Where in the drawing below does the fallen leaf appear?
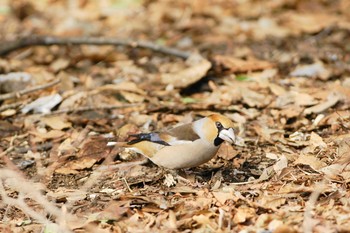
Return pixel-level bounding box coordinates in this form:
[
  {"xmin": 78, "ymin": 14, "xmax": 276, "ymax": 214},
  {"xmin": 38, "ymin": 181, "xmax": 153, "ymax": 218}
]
[
  {"xmin": 294, "ymin": 154, "xmax": 326, "ymax": 171},
  {"xmin": 0, "ymin": 120, "xmax": 21, "ymax": 137},
  {"xmin": 161, "ymin": 56, "xmax": 211, "ymax": 88},
  {"xmin": 55, "ymin": 157, "xmax": 98, "ymax": 174},
  {"xmin": 30, "ymin": 129, "xmax": 66, "ymax": 140},
  {"xmin": 212, "ymin": 191, "xmax": 235, "ymax": 206},
  {"xmin": 213, "ymin": 55, "xmax": 274, "ymax": 73},
  {"xmin": 192, "ymin": 212, "xmax": 215, "ymax": 228},
  {"xmin": 273, "ymin": 155, "xmax": 288, "ymax": 176},
  {"xmin": 309, "ymin": 132, "xmax": 327, "ymax": 149},
  {"xmin": 47, "ymin": 187, "xmax": 87, "ymax": 202},
  {"xmin": 259, "ymin": 196, "xmax": 286, "ymax": 209},
  {"xmin": 21, "ymin": 94, "xmax": 62, "ymax": 114},
  {"xmin": 281, "ymin": 12, "xmax": 341, "ymax": 34},
  {"xmin": 290, "ymin": 61, "xmax": 330, "ymax": 80},
  {"xmin": 50, "ymin": 58, "xmax": 70, "ymax": 72},
  {"xmin": 233, "ymin": 206, "xmax": 255, "ymax": 224},
  {"xmin": 241, "ymin": 87, "xmax": 271, "ymax": 108},
  {"xmin": 217, "ymin": 142, "xmax": 239, "ymax": 160},
  {"xmin": 95, "ymin": 201, "xmax": 129, "ymax": 221},
  {"xmin": 97, "ymin": 82, "xmax": 146, "ymax": 95},
  {"xmin": 304, "ymin": 92, "xmax": 341, "ymax": 115},
  {"xmin": 41, "ymin": 116, "xmax": 72, "ymax": 130}
]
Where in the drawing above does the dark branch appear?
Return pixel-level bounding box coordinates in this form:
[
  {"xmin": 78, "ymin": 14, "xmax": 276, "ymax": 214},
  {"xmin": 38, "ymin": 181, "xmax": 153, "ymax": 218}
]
[{"xmin": 0, "ymin": 36, "xmax": 192, "ymax": 59}]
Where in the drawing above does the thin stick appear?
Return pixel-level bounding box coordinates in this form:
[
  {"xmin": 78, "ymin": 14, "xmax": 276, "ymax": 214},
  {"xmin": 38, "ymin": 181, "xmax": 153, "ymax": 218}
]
[
  {"xmin": 302, "ymin": 181, "xmax": 325, "ymax": 233},
  {"xmin": 0, "ymin": 79, "xmax": 61, "ymax": 101},
  {"xmin": 0, "ymin": 36, "xmax": 191, "ymax": 59},
  {"xmin": 42, "ymin": 103, "xmax": 142, "ymax": 116},
  {"xmin": 0, "ymin": 102, "xmax": 22, "ymax": 112}
]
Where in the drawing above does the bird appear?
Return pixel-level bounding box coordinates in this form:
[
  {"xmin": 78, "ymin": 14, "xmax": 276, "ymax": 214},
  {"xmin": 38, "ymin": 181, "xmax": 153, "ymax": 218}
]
[{"xmin": 119, "ymin": 114, "xmax": 236, "ymax": 169}]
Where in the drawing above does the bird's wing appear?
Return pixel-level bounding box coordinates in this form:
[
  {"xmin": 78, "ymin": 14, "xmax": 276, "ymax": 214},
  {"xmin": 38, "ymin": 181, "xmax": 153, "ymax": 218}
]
[
  {"xmin": 166, "ymin": 123, "xmax": 200, "ymax": 141},
  {"xmin": 127, "ymin": 123, "xmax": 199, "ymax": 147},
  {"xmin": 127, "ymin": 132, "xmax": 171, "ymax": 146},
  {"xmin": 125, "ymin": 123, "xmax": 200, "ymax": 159}
]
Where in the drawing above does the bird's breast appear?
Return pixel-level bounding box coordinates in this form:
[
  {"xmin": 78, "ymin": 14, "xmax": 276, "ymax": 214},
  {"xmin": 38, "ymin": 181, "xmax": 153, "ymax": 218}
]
[{"xmin": 150, "ymin": 139, "xmax": 219, "ymax": 169}]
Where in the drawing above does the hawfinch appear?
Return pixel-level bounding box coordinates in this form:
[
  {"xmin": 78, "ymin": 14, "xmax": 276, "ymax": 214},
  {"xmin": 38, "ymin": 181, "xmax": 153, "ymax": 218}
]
[{"xmin": 122, "ymin": 114, "xmax": 236, "ymax": 169}]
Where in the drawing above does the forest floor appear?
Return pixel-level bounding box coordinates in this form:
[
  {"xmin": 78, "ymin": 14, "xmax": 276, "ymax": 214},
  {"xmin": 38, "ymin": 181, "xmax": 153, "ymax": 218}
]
[{"xmin": 0, "ymin": 0, "xmax": 350, "ymax": 232}]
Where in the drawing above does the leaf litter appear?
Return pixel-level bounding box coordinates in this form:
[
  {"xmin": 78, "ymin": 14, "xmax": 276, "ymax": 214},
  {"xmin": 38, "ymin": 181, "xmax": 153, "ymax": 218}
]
[{"xmin": 0, "ymin": 0, "xmax": 350, "ymax": 232}]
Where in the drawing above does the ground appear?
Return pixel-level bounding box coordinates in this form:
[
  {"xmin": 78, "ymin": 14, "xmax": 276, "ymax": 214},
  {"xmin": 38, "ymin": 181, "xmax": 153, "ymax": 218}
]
[{"xmin": 0, "ymin": 0, "xmax": 350, "ymax": 232}]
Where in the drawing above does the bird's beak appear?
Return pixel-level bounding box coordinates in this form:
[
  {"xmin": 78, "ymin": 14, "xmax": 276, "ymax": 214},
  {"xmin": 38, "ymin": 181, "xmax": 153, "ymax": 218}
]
[{"xmin": 218, "ymin": 128, "xmax": 236, "ymax": 144}]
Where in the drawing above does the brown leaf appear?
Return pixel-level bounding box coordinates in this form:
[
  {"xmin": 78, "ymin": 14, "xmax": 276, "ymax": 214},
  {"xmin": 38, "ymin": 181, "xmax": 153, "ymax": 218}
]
[
  {"xmin": 212, "ymin": 191, "xmax": 236, "ymax": 206},
  {"xmin": 30, "ymin": 129, "xmax": 66, "ymax": 140},
  {"xmin": 304, "ymin": 92, "xmax": 341, "ymax": 115},
  {"xmin": 97, "ymin": 82, "xmax": 146, "ymax": 95},
  {"xmin": 0, "ymin": 120, "xmax": 21, "ymax": 137},
  {"xmin": 233, "ymin": 207, "xmax": 255, "ymax": 224},
  {"xmin": 47, "ymin": 187, "xmax": 87, "ymax": 202},
  {"xmin": 96, "ymin": 201, "xmax": 129, "ymax": 221},
  {"xmin": 55, "ymin": 157, "xmax": 98, "ymax": 174},
  {"xmin": 41, "ymin": 116, "xmax": 72, "ymax": 130},
  {"xmin": 241, "ymin": 87, "xmax": 271, "ymax": 108},
  {"xmin": 213, "ymin": 55, "xmax": 274, "ymax": 74},
  {"xmin": 161, "ymin": 57, "xmax": 211, "ymax": 88},
  {"xmin": 217, "ymin": 142, "xmax": 239, "ymax": 160},
  {"xmin": 259, "ymin": 196, "xmax": 287, "ymax": 209},
  {"xmin": 294, "ymin": 154, "xmax": 326, "ymax": 171}
]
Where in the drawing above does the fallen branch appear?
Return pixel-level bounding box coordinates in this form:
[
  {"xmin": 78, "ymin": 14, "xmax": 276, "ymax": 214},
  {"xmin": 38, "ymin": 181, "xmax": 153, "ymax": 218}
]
[
  {"xmin": 145, "ymin": 104, "xmax": 240, "ymax": 114},
  {"xmin": 43, "ymin": 103, "xmax": 142, "ymax": 116},
  {"xmin": 0, "ymin": 36, "xmax": 192, "ymax": 59},
  {"xmin": 302, "ymin": 181, "xmax": 325, "ymax": 233},
  {"xmin": 0, "ymin": 78, "xmax": 61, "ymax": 101},
  {"xmin": 0, "ymin": 102, "xmax": 22, "ymax": 112}
]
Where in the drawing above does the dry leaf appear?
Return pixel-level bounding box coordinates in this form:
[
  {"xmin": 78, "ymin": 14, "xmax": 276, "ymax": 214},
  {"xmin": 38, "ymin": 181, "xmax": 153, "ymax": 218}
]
[
  {"xmin": 55, "ymin": 157, "xmax": 98, "ymax": 174},
  {"xmin": 41, "ymin": 116, "xmax": 72, "ymax": 130},
  {"xmin": 259, "ymin": 196, "xmax": 287, "ymax": 209},
  {"xmin": 290, "ymin": 62, "xmax": 330, "ymax": 80},
  {"xmin": 217, "ymin": 142, "xmax": 239, "ymax": 160},
  {"xmin": 233, "ymin": 207, "xmax": 255, "ymax": 224},
  {"xmin": 294, "ymin": 154, "xmax": 326, "ymax": 171},
  {"xmin": 241, "ymin": 87, "xmax": 271, "ymax": 108},
  {"xmin": 59, "ymin": 92, "xmax": 88, "ymax": 109},
  {"xmin": 161, "ymin": 57, "xmax": 211, "ymax": 88},
  {"xmin": 273, "ymin": 155, "xmax": 288, "ymax": 176},
  {"xmin": 309, "ymin": 132, "xmax": 327, "ymax": 149},
  {"xmin": 281, "ymin": 12, "xmax": 340, "ymax": 34},
  {"xmin": 97, "ymin": 82, "xmax": 146, "ymax": 95},
  {"xmin": 50, "ymin": 58, "xmax": 70, "ymax": 72},
  {"xmin": 212, "ymin": 192, "xmax": 235, "ymax": 206},
  {"xmin": 47, "ymin": 187, "xmax": 87, "ymax": 202},
  {"xmin": 21, "ymin": 94, "xmax": 62, "ymax": 114},
  {"xmin": 304, "ymin": 92, "xmax": 341, "ymax": 115},
  {"xmin": 213, "ymin": 55, "xmax": 273, "ymax": 73},
  {"xmin": 30, "ymin": 129, "xmax": 66, "ymax": 140}
]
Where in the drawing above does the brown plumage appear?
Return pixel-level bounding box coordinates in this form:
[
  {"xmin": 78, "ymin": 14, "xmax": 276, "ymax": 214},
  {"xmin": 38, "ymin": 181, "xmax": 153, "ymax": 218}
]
[{"xmin": 123, "ymin": 114, "xmax": 236, "ymax": 169}]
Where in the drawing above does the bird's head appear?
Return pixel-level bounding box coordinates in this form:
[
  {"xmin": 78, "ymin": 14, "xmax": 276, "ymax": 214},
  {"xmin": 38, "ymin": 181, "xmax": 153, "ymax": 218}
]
[{"xmin": 193, "ymin": 114, "xmax": 236, "ymax": 146}]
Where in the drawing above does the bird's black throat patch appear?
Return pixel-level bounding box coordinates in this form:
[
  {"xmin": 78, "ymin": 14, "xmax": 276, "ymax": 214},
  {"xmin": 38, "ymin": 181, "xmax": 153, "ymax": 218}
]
[{"xmin": 214, "ymin": 136, "xmax": 224, "ymax": 146}]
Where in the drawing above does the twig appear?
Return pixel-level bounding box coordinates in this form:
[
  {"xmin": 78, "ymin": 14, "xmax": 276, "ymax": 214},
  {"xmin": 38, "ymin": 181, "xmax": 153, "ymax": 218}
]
[
  {"xmin": 122, "ymin": 177, "xmax": 132, "ymax": 193},
  {"xmin": 42, "ymin": 103, "xmax": 142, "ymax": 116},
  {"xmin": 145, "ymin": 104, "xmax": 240, "ymax": 114},
  {"xmin": 0, "ymin": 102, "xmax": 22, "ymax": 112},
  {"xmin": 0, "ymin": 36, "xmax": 192, "ymax": 59},
  {"xmin": 0, "ymin": 79, "xmax": 60, "ymax": 101},
  {"xmin": 0, "ymin": 169, "xmax": 74, "ymax": 232},
  {"xmin": 302, "ymin": 181, "xmax": 325, "ymax": 233}
]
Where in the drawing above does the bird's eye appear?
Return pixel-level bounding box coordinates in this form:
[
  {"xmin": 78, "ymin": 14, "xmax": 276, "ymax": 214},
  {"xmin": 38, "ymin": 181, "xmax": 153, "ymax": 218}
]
[{"xmin": 215, "ymin": 121, "xmax": 223, "ymax": 129}]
